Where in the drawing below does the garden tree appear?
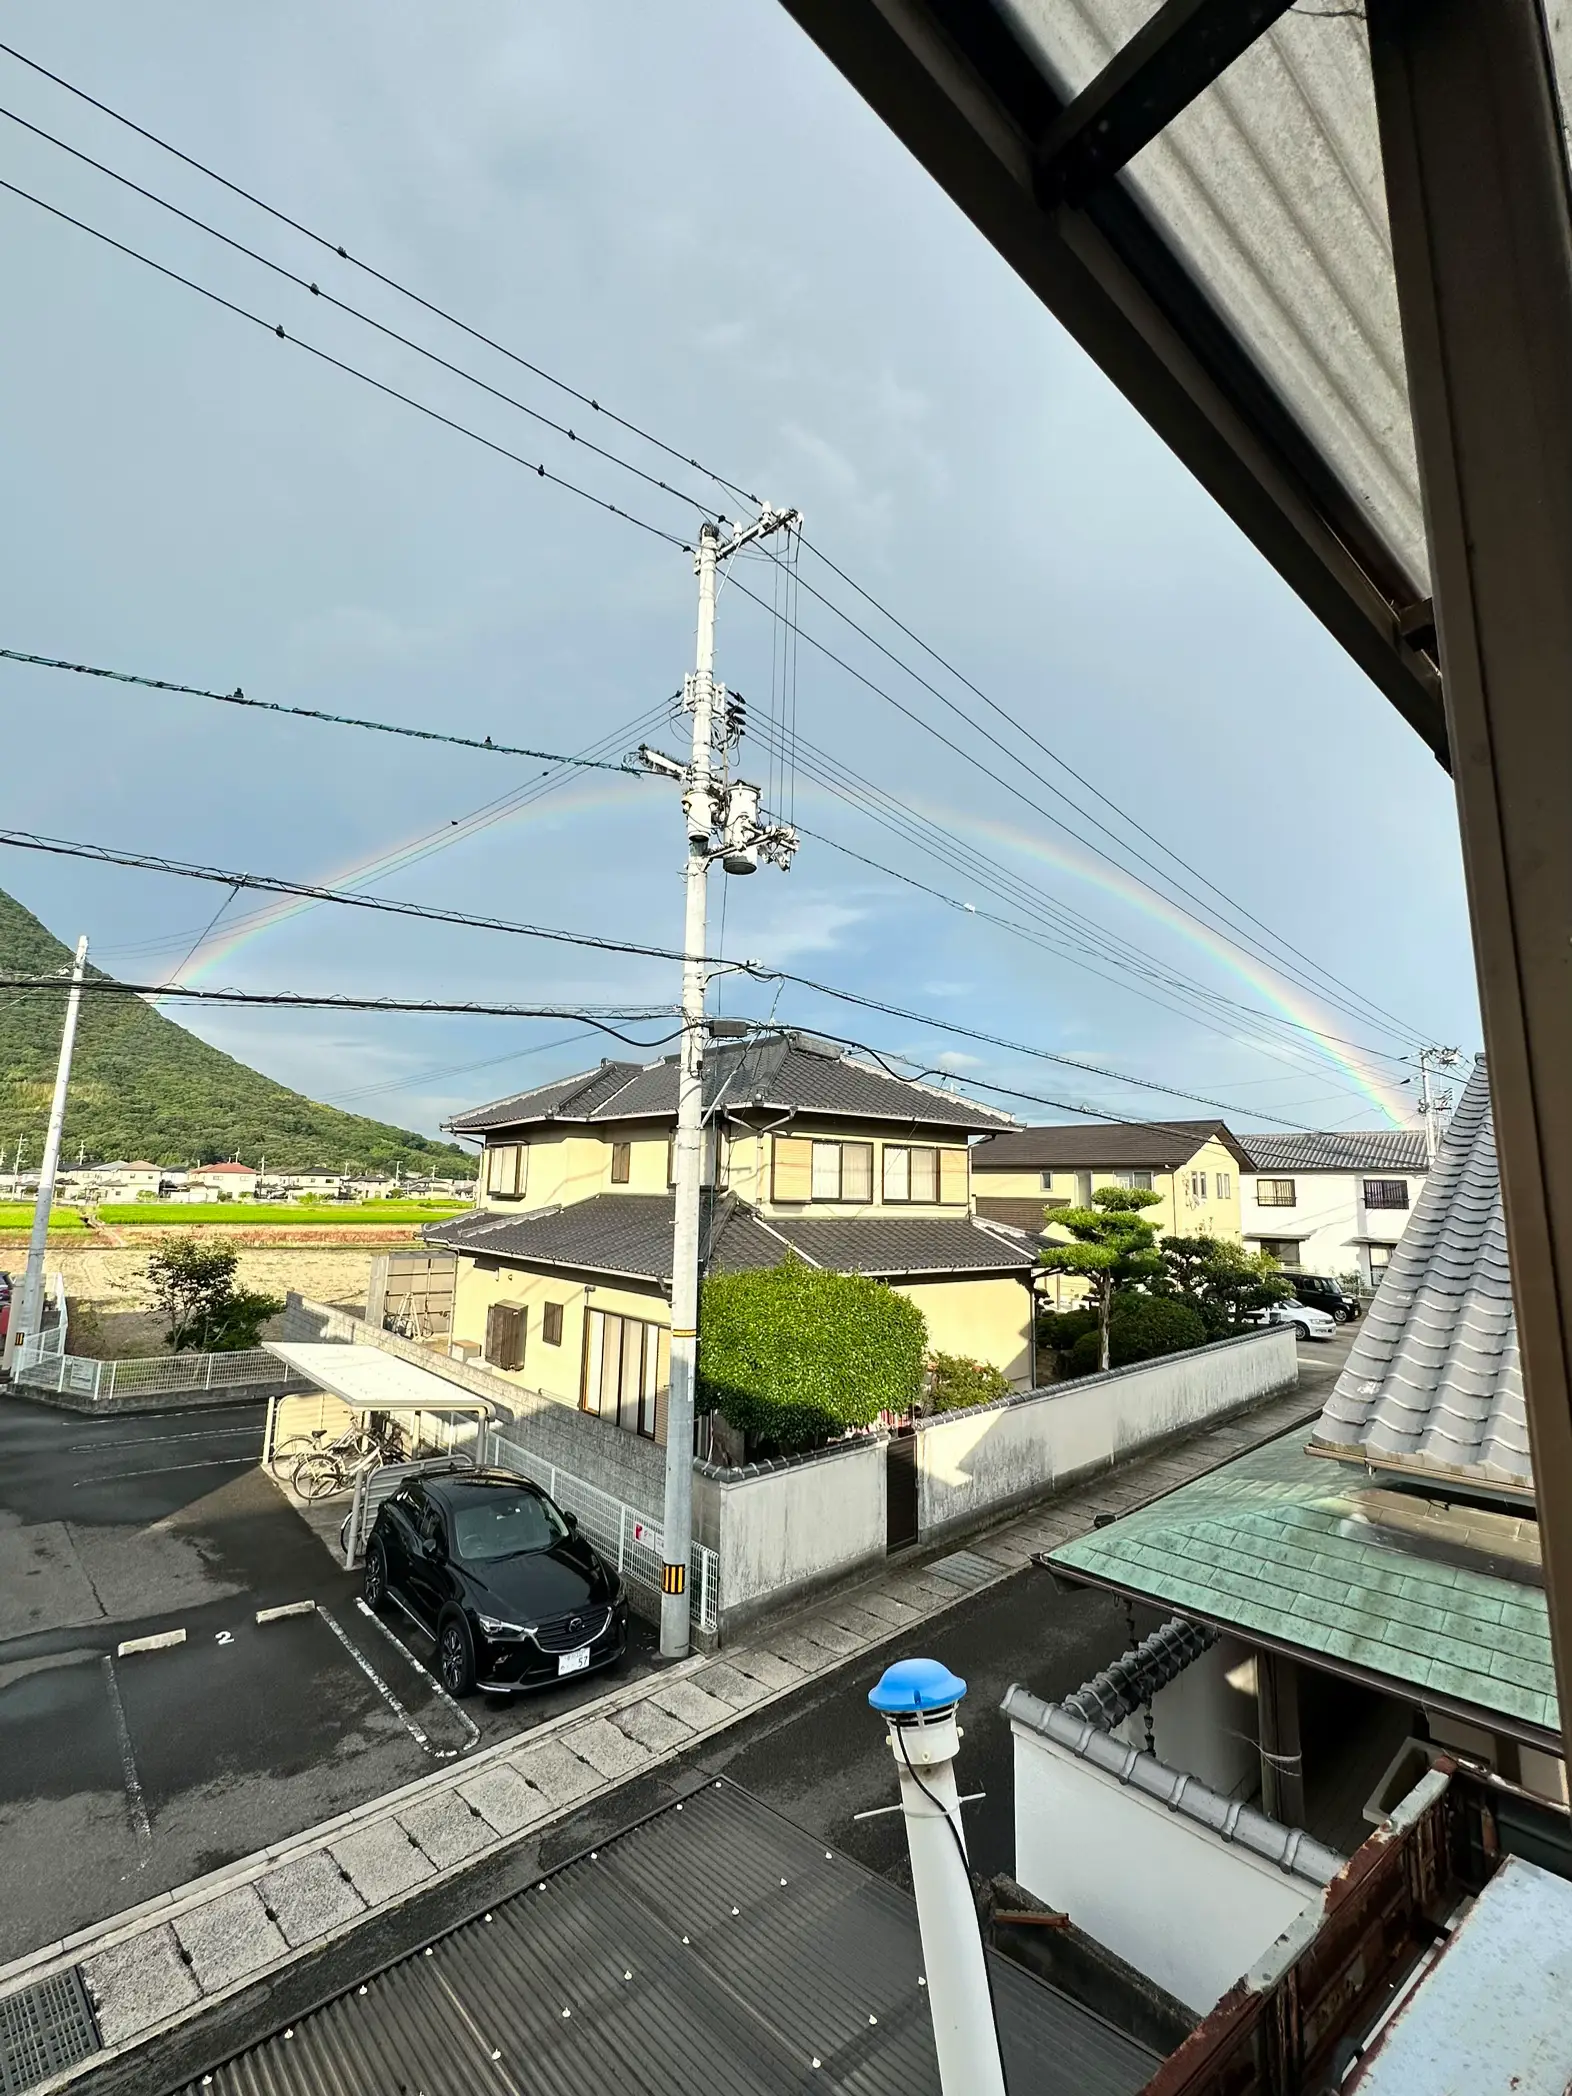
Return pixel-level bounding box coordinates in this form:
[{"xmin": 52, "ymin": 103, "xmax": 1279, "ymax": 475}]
[
  {"xmin": 1067, "ymin": 1293, "xmax": 1206, "ymax": 1374},
  {"xmin": 1037, "ymin": 1186, "xmax": 1165, "ymax": 1373},
  {"xmin": 1160, "ymin": 1235, "xmax": 1293, "ymax": 1337},
  {"xmin": 144, "ymin": 1237, "xmax": 284, "ymax": 1353},
  {"xmin": 926, "ymin": 1353, "xmax": 1011, "ymax": 1412},
  {"xmin": 698, "ymin": 1260, "xmax": 927, "ymax": 1453}
]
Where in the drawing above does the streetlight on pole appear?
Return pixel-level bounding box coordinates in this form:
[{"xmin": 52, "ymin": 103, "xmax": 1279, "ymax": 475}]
[{"xmin": 645, "ymin": 505, "xmax": 800, "ymax": 1659}]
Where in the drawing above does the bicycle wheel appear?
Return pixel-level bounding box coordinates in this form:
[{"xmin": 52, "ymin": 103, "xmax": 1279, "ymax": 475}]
[
  {"xmin": 268, "ymin": 1435, "xmax": 322, "ymax": 1482},
  {"xmin": 294, "ymin": 1452, "xmax": 345, "ymax": 1502}
]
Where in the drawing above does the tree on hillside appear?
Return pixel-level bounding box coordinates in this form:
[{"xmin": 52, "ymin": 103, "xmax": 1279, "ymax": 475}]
[
  {"xmin": 1159, "ymin": 1235, "xmax": 1293, "ymax": 1337},
  {"xmin": 145, "ymin": 1237, "xmax": 283, "ymax": 1353},
  {"xmin": 1038, "ymin": 1186, "xmax": 1165, "ymax": 1373}
]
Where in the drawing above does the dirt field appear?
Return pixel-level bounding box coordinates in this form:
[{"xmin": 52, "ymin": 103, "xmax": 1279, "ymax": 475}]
[{"xmin": 35, "ymin": 1245, "xmax": 377, "ymax": 1358}]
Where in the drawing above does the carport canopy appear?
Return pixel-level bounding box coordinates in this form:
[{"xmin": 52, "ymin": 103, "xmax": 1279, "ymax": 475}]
[{"xmin": 263, "ymin": 1342, "xmax": 497, "ymax": 1422}]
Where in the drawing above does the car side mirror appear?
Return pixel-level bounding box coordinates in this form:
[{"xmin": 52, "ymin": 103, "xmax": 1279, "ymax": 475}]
[{"xmin": 564, "ymin": 1511, "xmax": 579, "ymax": 1532}]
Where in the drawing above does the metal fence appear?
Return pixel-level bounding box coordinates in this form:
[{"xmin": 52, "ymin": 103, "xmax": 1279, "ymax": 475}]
[
  {"xmin": 15, "ymin": 1342, "xmax": 286, "ymax": 1404},
  {"xmin": 486, "ymin": 1427, "xmax": 719, "ymax": 1636}
]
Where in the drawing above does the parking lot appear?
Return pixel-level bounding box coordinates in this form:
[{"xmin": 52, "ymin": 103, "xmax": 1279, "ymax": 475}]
[{"xmin": 0, "ymin": 1394, "xmax": 655, "ymax": 1964}]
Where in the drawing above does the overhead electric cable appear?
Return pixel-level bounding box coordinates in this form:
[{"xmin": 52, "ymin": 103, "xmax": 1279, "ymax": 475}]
[
  {"xmin": 0, "ymin": 647, "xmax": 644, "ymax": 770},
  {"xmin": 0, "ymin": 40, "xmax": 759, "ymax": 509},
  {"xmin": 0, "ymin": 177, "xmax": 693, "ymax": 554}
]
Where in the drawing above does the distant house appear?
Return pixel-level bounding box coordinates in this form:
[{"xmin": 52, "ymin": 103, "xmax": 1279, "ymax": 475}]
[
  {"xmin": 85, "ymin": 1161, "xmax": 164, "ymax": 1199},
  {"xmin": 187, "ymin": 1162, "xmax": 260, "ymax": 1199},
  {"xmin": 1046, "ymin": 1061, "xmax": 1565, "ymax": 1857},
  {"xmin": 425, "ymin": 1032, "xmax": 1037, "ymax": 1441},
  {"xmin": 972, "ymin": 1119, "xmax": 1251, "ymax": 1258},
  {"xmin": 1240, "ymin": 1126, "xmax": 1429, "ymax": 1289}
]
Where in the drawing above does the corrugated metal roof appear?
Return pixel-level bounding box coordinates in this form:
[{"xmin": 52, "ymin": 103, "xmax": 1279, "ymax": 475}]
[
  {"xmin": 1050, "ymin": 1429, "xmax": 1558, "ymax": 1739},
  {"xmin": 180, "ymin": 1782, "xmax": 1156, "ymax": 2096},
  {"xmin": 449, "ymin": 1036, "xmax": 1013, "ymax": 1137},
  {"xmin": 1345, "ymin": 1855, "xmax": 1572, "ymax": 2094},
  {"xmin": 427, "ymin": 1193, "xmax": 1037, "ymax": 1283},
  {"xmin": 995, "ymin": 1, "xmax": 1428, "ymax": 597},
  {"xmin": 1310, "ymin": 1061, "xmax": 1530, "ymax": 1496},
  {"xmin": 1244, "ymin": 1130, "xmax": 1429, "ymax": 1173},
  {"xmin": 975, "ymin": 1119, "xmax": 1246, "ymax": 1171}
]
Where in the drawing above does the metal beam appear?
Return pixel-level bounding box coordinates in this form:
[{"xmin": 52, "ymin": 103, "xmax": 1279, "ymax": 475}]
[
  {"xmin": 1368, "ymin": 0, "xmax": 1572, "ymax": 1738},
  {"xmin": 775, "ymin": 0, "xmax": 1448, "ymax": 764},
  {"xmin": 1034, "ymin": 0, "xmax": 1296, "ymax": 208}
]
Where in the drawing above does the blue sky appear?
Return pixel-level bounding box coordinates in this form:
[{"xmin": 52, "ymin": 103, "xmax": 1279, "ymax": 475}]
[{"xmin": 0, "ymin": 2, "xmax": 1479, "ymax": 1151}]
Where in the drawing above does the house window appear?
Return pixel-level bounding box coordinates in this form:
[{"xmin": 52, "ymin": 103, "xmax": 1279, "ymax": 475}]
[
  {"xmin": 486, "ymin": 1144, "xmax": 527, "ymax": 1200},
  {"xmin": 582, "ymin": 1308, "xmax": 666, "ymax": 1439},
  {"xmin": 1113, "ymin": 1170, "xmax": 1154, "ymax": 1191},
  {"xmin": 1215, "ymin": 1171, "xmax": 1232, "ymax": 1200},
  {"xmin": 1257, "ymin": 1178, "xmax": 1297, "ymax": 1208},
  {"xmin": 811, "ymin": 1140, "xmax": 873, "ymax": 1201},
  {"xmin": 1040, "ymin": 1170, "xmax": 1055, "ymax": 1192},
  {"xmin": 1188, "ymin": 1172, "xmax": 1208, "ymax": 1202},
  {"xmin": 1368, "ymin": 1244, "xmax": 1393, "ymax": 1284},
  {"xmin": 610, "ymin": 1141, "xmax": 632, "ymax": 1185},
  {"xmin": 483, "ymin": 1301, "xmax": 526, "ymax": 1371},
  {"xmin": 1257, "ymin": 1239, "xmax": 1303, "ymax": 1269},
  {"xmin": 1364, "ymin": 1179, "xmax": 1410, "ymax": 1210},
  {"xmin": 883, "ymin": 1145, "xmax": 938, "ymax": 1202},
  {"xmin": 542, "ymin": 1302, "xmax": 564, "ymax": 1346}
]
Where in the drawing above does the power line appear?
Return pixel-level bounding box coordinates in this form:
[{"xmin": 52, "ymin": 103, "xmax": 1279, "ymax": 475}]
[
  {"xmin": 0, "ymin": 101, "xmax": 729, "ymax": 528},
  {"xmin": 0, "ymin": 176, "xmax": 693, "ymax": 556},
  {"xmin": 323, "ymin": 1030, "xmax": 601, "ymax": 1108},
  {"xmin": 0, "ymin": 647, "xmax": 645, "ymax": 771},
  {"xmin": 0, "ymin": 828, "xmax": 1323, "ymax": 1129},
  {"xmin": 0, "ymin": 39, "xmax": 760, "ymax": 511}
]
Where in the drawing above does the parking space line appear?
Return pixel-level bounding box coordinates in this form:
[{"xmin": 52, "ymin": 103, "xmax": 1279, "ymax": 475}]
[
  {"xmin": 354, "ymin": 1599, "xmax": 480, "ymax": 1755},
  {"xmin": 316, "ymin": 1604, "xmax": 436, "ymax": 1756},
  {"xmin": 73, "ymin": 1457, "xmax": 256, "ymax": 1487},
  {"xmin": 255, "ymin": 1601, "xmax": 317, "ymax": 1624},
  {"xmin": 100, "ymin": 1655, "xmax": 151, "ymax": 1864},
  {"xmin": 67, "ymin": 1427, "xmax": 261, "ymax": 1451},
  {"xmin": 117, "ymin": 1629, "xmax": 186, "ymax": 1657}
]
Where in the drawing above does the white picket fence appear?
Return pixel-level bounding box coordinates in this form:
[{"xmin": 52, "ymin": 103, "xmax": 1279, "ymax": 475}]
[
  {"xmin": 15, "ymin": 1340, "xmax": 286, "ymax": 1404},
  {"xmin": 486, "ymin": 1427, "xmax": 719, "ymax": 1636}
]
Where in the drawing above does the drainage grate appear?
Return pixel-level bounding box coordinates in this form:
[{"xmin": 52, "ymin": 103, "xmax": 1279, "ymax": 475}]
[{"xmin": 0, "ymin": 1971, "xmax": 102, "ymax": 2094}]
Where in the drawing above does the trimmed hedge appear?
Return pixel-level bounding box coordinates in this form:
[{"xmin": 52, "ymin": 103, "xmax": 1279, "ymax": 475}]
[
  {"xmin": 699, "ymin": 1261, "xmax": 927, "ymax": 1452},
  {"xmin": 1067, "ymin": 1294, "xmax": 1206, "ymax": 1376}
]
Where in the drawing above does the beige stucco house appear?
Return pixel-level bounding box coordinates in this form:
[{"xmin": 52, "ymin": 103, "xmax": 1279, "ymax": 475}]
[
  {"xmin": 972, "ymin": 1119, "xmax": 1251, "ymax": 1302},
  {"xmin": 426, "ymin": 1032, "xmax": 1037, "ymax": 1444}
]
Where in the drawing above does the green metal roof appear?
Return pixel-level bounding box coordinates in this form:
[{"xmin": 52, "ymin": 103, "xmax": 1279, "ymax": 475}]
[{"xmin": 1052, "ymin": 1432, "xmax": 1557, "ymax": 1739}]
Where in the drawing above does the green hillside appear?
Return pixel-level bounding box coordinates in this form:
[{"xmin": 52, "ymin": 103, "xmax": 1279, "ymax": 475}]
[{"xmin": 0, "ymin": 890, "xmax": 472, "ymax": 1176}]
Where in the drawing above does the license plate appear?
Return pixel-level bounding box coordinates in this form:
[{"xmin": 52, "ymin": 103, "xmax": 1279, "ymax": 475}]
[{"xmin": 557, "ymin": 1647, "xmax": 591, "ymax": 1677}]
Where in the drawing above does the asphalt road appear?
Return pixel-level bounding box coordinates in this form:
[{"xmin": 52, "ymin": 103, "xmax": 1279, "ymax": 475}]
[{"xmin": 0, "ymin": 1394, "xmax": 654, "ymax": 1964}]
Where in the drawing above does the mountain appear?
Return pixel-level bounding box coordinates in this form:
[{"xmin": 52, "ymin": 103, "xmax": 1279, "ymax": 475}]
[{"xmin": 0, "ymin": 889, "xmax": 472, "ymax": 1176}]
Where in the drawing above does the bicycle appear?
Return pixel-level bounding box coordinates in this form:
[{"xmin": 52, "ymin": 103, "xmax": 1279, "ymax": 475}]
[{"xmin": 271, "ymin": 1422, "xmax": 401, "ymax": 1495}]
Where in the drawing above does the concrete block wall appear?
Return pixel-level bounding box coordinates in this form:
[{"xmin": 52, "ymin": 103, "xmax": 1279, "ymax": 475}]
[{"xmin": 692, "ymin": 1438, "xmax": 887, "ymax": 1637}]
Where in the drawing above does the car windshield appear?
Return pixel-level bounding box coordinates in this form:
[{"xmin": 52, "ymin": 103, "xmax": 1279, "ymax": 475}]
[{"xmin": 450, "ymin": 1490, "xmax": 567, "ymax": 1561}]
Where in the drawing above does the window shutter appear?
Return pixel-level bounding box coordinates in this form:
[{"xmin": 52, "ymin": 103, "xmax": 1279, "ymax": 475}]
[
  {"xmin": 939, "ymin": 1148, "xmax": 969, "ymax": 1204},
  {"xmin": 772, "ymin": 1135, "xmax": 813, "ymax": 1201},
  {"xmin": 543, "ymin": 1301, "xmax": 564, "ymax": 1346},
  {"xmin": 611, "ymin": 1141, "xmax": 631, "ymax": 1184},
  {"xmin": 515, "ymin": 1144, "xmax": 528, "ymax": 1199},
  {"xmin": 485, "ymin": 1302, "xmax": 525, "ymax": 1371}
]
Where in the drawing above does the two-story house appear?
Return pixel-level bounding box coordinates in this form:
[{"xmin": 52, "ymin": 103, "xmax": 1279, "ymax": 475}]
[
  {"xmin": 1240, "ymin": 1127, "xmax": 1429, "ymax": 1290},
  {"xmin": 971, "ymin": 1119, "xmax": 1251, "ymax": 1274},
  {"xmin": 425, "ymin": 1031, "xmax": 1037, "ymax": 1441}
]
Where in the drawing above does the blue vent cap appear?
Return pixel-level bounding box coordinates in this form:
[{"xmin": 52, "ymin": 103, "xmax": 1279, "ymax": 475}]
[{"xmin": 869, "ymin": 1657, "xmax": 967, "ymax": 1715}]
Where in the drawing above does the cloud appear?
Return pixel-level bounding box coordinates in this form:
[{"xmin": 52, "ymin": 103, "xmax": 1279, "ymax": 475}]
[
  {"xmin": 748, "ymin": 898, "xmax": 867, "ymax": 962},
  {"xmin": 933, "ymin": 1049, "xmax": 983, "ymax": 1070}
]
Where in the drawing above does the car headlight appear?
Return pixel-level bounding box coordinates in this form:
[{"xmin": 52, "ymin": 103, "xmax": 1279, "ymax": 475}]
[{"xmin": 476, "ymin": 1614, "xmax": 532, "ymax": 1639}]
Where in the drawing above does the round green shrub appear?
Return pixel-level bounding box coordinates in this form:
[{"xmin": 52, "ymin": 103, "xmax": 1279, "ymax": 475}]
[
  {"xmin": 926, "ymin": 1352, "xmax": 1011, "ymax": 1413},
  {"xmin": 1067, "ymin": 1293, "xmax": 1207, "ymax": 1376},
  {"xmin": 699, "ymin": 1261, "xmax": 927, "ymax": 1452},
  {"xmin": 1037, "ymin": 1307, "xmax": 1099, "ymax": 1356}
]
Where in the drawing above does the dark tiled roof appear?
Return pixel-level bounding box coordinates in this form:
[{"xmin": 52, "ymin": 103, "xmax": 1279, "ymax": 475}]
[
  {"xmin": 1311, "ymin": 1061, "xmax": 1529, "ymax": 1496},
  {"xmin": 975, "ymin": 1118, "xmax": 1249, "ymax": 1171},
  {"xmin": 181, "ymin": 1782, "xmax": 1156, "ymax": 2096},
  {"xmin": 1245, "ymin": 1128, "xmax": 1429, "ymax": 1173},
  {"xmin": 426, "ymin": 1193, "xmax": 1036, "ymax": 1284},
  {"xmin": 447, "ymin": 1033, "xmax": 1013, "ymax": 1136}
]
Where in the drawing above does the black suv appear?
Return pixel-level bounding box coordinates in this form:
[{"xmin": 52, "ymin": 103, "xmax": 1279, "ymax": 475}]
[
  {"xmin": 364, "ymin": 1468, "xmax": 628, "ymax": 1697},
  {"xmin": 1288, "ymin": 1273, "xmax": 1359, "ymax": 1324}
]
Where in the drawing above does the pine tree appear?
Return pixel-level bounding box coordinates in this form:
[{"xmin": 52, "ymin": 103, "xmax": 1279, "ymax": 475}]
[{"xmin": 1038, "ymin": 1186, "xmax": 1165, "ymax": 1373}]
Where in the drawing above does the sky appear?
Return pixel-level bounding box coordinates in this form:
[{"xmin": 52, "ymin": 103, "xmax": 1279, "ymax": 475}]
[{"xmin": 0, "ymin": 2, "xmax": 1481, "ymax": 1157}]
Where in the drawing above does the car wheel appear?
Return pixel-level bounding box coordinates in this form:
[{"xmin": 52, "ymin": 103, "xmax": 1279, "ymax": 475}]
[
  {"xmin": 1332, "ymin": 1306, "xmax": 1349, "ymax": 1324},
  {"xmin": 437, "ymin": 1613, "xmax": 476, "ymax": 1698},
  {"xmin": 1291, "ymin": 1321, "xmax": 1310, "ymax": 1341},
  {"xmin": 363, "ymin": 1540, "xmax": 387, "ymax": 1613}
]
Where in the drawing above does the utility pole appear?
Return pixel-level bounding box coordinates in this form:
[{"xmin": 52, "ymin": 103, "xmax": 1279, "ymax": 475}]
[
  {"xmin": 5, "ymin": 935, "xmax": 88, "ymax": 1375},
  {"xmin": 643, "ymin": 505, "xmax": 800, "ymax": 1659},
  {"xmin": 1417, "ymin": 1045, "xmax": 1463, "ymax": 1164}
]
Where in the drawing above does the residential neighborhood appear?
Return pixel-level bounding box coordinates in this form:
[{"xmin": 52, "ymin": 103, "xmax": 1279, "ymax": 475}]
[{"xmin": 1, "ymin": 4, "xmax": 1567, "ymax": 2095}]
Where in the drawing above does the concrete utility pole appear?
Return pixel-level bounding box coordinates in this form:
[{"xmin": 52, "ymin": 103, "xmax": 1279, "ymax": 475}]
[
  {"xmin": 1417, "ymin": 1045, "xmax": 1463, "ymax": 1164},
  {"xmin": 5, "ymin": 935, "xmax": 88, "ymax": 1375},
  {"xmin": 644, "ymin": 505, "xmax": 800, "ymax": 1659}
]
